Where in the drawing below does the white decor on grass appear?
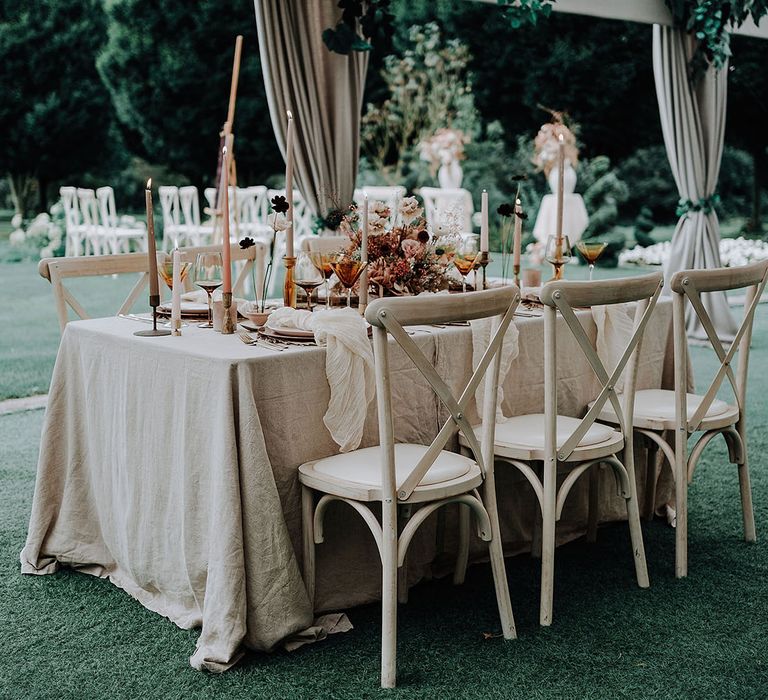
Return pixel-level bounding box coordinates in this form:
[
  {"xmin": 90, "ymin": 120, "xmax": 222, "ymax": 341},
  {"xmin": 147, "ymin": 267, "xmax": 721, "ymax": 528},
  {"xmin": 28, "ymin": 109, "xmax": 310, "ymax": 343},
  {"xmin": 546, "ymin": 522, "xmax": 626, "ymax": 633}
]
[{"xmin": 619, "ymin": 237, "xmax": 768, "ymax": 268}]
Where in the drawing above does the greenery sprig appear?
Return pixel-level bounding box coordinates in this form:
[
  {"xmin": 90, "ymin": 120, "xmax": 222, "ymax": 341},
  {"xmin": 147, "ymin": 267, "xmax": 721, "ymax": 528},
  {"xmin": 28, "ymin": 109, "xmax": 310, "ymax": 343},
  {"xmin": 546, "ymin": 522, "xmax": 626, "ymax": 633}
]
[
  {"xmin": 664, "ymin": 0, "xmax": 768, "ymax": 80},
  {"xmin": 323, "ymin": 0, "xmax": 394, "ymax": 55},
  {"xmin": 497, "ymin": 0, "xmax": 555, "ymax": 29}
]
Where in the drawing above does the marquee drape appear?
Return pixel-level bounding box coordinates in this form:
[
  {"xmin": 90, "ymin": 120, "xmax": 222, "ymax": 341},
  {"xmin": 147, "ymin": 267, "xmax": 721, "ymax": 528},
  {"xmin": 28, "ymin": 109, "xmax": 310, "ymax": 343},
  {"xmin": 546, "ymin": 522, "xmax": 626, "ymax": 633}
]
[
  {"xmin": 652, "ymin": 24, "xmax": 738, "ymax": 341},
  {"xmin": 254, "ymin": 0, "xmax": 369, "ymax": 220}
]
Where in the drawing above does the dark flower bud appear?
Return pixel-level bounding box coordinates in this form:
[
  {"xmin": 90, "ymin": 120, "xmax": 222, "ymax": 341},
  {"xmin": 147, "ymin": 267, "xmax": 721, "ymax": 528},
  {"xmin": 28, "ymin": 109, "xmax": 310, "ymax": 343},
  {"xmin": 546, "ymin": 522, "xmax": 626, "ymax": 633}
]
[
  {"xmin": 417, "ymin": 230, "xmax": 430, "ymax": 244},
  {"xmin": 497, "ymin": 203, "xmax": 514, "ymax": 217},
  {"xmin": 271, "ymin": 195, "xmax": 290, "ymax": 213},
  {"xmin": 239, "ymin": 237, "xmax": 255, "ymax": 249}
]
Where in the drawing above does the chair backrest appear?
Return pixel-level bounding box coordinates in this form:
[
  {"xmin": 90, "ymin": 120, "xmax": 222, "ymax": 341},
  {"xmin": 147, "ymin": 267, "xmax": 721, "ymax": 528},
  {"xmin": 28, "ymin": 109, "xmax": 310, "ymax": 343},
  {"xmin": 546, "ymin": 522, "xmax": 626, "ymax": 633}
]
[
  {"xmin": 365, "ymin": 287, "xmax": 520, "ymax": 501},
  {"xmin": 419, "ymin": 187, "xmax": 474, "ymax": 233},
  {"xmin": 179, "ymin": 186, "xmax": 201, "ymax": 228},
  {"xmin": 60, "ymin": 187, "xmax": 81, "ymax": 232},
  {"xmin": 96, "ymin": 186, "xmax": 118, "ymax": 229},
  {"xmin": 159, "ymin": 186, "xmax": 180, "ymax": 226},
  {"xmin": 354, "ymin": 186, "xmax": 406, "ymax": 220},
  {"xmin": 203, "ymin": 187, "xmax": 217, "ymax": 219},
  {"xmin": 670, "ymin": 261, "xmax": 768, "ymax": 431},
  {"xmin": 299, "ymin": 235, "xmax": 349, "ymax": 254},
  {"xmin": 76, "ymin": 188, "xmax": 99, "ymax": 229},
  {"xmin": 39, "ymin": 241, "xmax": 267, "ymax": 332},
  {"xmin": 539, "ymin": 272, "xmax": 664, "ymax": 463}
]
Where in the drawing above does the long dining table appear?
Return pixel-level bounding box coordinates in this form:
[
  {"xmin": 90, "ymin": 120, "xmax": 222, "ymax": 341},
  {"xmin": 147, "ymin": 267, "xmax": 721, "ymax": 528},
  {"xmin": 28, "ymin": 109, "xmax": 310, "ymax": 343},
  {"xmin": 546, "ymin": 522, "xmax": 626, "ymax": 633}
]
[{"xmin": 21, "ymin": 300, "xmax": 677, "ymax": 671}]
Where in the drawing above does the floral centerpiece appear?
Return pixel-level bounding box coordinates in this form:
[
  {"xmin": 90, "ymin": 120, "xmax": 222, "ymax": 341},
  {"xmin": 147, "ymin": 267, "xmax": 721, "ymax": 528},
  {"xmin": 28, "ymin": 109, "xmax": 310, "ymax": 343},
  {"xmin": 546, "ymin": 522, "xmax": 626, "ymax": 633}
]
[
  {"xmin": 532, "ymin": 111, "xmax": 579, "ymax": 176},
  {"xmin": 419, "ymin": 128, "xmax": 470, "ymax": 188},
  {"xmin": 342, "ymin": 196, "xmax": 452, "ymax": 296}
]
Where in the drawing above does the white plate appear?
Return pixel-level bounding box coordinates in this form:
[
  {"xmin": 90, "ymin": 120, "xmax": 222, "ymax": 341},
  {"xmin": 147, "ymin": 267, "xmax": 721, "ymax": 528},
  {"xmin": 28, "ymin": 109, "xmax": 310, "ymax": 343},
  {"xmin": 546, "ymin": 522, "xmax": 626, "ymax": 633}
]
[
  {"xmin": 269, "ymin": 326, "xmax": 315, "ymax": 339},
  {"xmin": 158, "ymin": 301, "xmax": 209, "ymax": 314}
]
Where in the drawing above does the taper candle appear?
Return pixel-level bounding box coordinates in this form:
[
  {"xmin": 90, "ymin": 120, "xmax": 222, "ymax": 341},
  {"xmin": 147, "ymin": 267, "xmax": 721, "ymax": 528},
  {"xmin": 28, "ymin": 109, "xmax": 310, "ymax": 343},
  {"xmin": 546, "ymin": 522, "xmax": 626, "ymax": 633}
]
[
  {"xmin": 145, "ymin": 179, "xmax": 159, "ymax": 301},
  {"xmin": 221, "ymin": 146, "xmax": 232, "ymax": 294},
  {"xmin": 171, "ymin": 247, "xmax": 182, "ymax": 335},
  {"xmin": 285, "ymin": 111, "xmax": 295, "ymax": 258},
  {"xmin": 480, "ymin": 189, "xmax": 489, "ymax": 252},
  {"xmin": 556, "ymin": 133, "xmax": 565, "ymax": 245},
  {"xmin": 360, "ymin": 194, "xmax": 369, "ymax": 310},
  {"xmin": 513, "ymin": 198, "xmax": 522, "ymax": 270}
]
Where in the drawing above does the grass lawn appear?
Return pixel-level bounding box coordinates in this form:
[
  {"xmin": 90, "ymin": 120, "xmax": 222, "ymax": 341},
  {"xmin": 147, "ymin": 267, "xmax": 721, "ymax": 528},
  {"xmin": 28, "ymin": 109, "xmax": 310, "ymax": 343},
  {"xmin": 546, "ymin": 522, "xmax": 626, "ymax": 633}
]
[{"xmin": 0, "ymin": 264, "xmax": 767, "ymax": 697}]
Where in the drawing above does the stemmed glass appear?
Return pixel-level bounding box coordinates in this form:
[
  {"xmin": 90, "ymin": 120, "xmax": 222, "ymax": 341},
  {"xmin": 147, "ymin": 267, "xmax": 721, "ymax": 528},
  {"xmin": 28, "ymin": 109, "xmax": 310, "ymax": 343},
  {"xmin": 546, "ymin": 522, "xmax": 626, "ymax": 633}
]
[
  {"xmin": 157, "ymin": 252, "xmax": 191, "ymax": 327},
  {"xmin": 310, "ymin": 251, "xmax": 336, "ymax": 309},
  {"xmin": 295, "ymin": 251, "xmax": 324, "ymax": 311},
  {"xmin": 194, "ymin": 252, "xmax": 223, "ymax": 328},
  {"xmin": 454, "ymin": 234, "xmax": 480, "ymax": 292},
  {"xmin": 545, "ymin": 234, "xmax": 572, "ymax": 281},
  {"xmin": 330, "ymin": 254, "xmax": 368, "ymax": 308},
  {"xmin": 576, "ymin": 241, "xmax": 607, "ymax": 281}
]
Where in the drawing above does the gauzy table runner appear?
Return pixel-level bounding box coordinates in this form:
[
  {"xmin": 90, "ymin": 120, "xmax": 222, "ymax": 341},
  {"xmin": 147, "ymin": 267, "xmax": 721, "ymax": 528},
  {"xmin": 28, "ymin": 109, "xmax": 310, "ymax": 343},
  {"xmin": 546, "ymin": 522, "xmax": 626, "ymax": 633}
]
[{"xmin": 21, "ymin": 300, "xmax": 677, "ymax": 671}]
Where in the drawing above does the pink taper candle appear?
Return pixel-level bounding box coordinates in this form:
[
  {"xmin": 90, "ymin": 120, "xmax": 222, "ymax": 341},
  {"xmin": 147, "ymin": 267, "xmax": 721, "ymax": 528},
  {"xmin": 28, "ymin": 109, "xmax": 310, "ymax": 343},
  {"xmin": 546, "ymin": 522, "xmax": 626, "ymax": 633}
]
[
  {"xmin": 221, "ymin": 146, "xmax": 232, "ymax": 294},
  {"xmin": 513, "ymin": 198, "xmax": 522, "ymax": 270},
  {"xmin": 480, "ymin": 189, "xmax": 489, "ymax": 252},
  {"xmin": 285, "ymin": 111, "xmax": 295, "ymax": 258},
  {"xmin": 145, "ymin": 179, "xmax": 159, "ymax": 300},
  {"xmin": 556, "ymin": 133, "xmax": 565, "ymax": 245}
]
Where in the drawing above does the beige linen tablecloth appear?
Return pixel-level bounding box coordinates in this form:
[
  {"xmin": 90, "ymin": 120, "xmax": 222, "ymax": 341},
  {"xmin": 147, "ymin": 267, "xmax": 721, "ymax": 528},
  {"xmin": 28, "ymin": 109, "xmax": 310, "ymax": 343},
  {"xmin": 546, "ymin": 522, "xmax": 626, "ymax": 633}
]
[{"xmin": 21, "ymin": 301, "xmax": 676, "ymax": 671}]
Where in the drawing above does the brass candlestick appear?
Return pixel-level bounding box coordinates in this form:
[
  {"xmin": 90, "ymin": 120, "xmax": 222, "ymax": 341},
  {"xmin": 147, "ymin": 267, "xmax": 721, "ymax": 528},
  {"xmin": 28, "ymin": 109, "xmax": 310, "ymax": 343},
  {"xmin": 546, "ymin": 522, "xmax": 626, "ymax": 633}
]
[
  {"xmin": 477, "ymin": 251, "xmax": 491, "ymax": 290},
  {"xmin": 134, "ymin": 295, "xmax": 171, "ymax": 337},
  {"xmin": 283, "ymin": 255, "xmax": 297, "ymax": 308},
  {"xmin": 221, "ymin": 291, "xmax": 235, "ymax": 334}
]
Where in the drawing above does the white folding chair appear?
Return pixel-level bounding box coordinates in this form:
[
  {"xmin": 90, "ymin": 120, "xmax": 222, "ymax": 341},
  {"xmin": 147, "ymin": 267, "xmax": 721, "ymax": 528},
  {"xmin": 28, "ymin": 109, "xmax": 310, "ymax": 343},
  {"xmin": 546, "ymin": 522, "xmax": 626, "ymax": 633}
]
[
  {"xmin": 299, "ymin": 287, "xmax": 520, "ymax": 688},
  {"xmin": 596, "ymin": 261, "xmax": 768, "ymax": 578},
  {"xmin": 419, "ymin": 187, "xmax": 475, "ymax": 233},
  {"xmin": 60, "ymin": 187, "xmax": 85, "ymax": 257},
  {"xmin": 158, "ymin": 186, "xmax": 182, "ymax": 250},
  {"xmin": 76, "ymin": 188, "xmax": 106, "ymax": 256},
  {"xmin": 237, "ymin": 186, "xmax": 273, "ymax": 242},
  {"xmin": 96, "ymin": 186, "xmax": 147, "ymax": 255},
  {"xmin": 458, "ymin": 272, "xmax": 663, "ymax": 626},
  {"xmin": 179, "ymin": 186, "xmax": 213, "ymax": 247}
]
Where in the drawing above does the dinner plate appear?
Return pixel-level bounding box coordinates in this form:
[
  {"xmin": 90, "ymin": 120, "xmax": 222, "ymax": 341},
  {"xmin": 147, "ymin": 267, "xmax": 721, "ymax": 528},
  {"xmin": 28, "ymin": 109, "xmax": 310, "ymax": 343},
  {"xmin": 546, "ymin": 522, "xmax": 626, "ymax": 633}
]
[
  {"xmin": 258, "ymin": 326, "xmax": 316, "ymax": 343},
  {"xmin": 158, "ymin": 301, "xmax": 209, "ymax": 316},
  {"xmin": 270, "ymin": 326, "xmax": 315, "ymax": 339}
]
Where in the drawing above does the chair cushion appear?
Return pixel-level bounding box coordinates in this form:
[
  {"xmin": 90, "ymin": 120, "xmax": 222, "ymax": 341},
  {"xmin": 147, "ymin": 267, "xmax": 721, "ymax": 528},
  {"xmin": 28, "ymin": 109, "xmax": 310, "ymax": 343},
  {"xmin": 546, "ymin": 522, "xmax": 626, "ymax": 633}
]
[
  {"xmin": 494, "ymin": 414, "xmax": 616, "ymax": 450},
  {"xmin": 311, "ymin": 444, "xmax": 474, "ymax": 488},
  {"xmin": 632, "ymin": 389, "xmax": 731, "ymax": 421}
]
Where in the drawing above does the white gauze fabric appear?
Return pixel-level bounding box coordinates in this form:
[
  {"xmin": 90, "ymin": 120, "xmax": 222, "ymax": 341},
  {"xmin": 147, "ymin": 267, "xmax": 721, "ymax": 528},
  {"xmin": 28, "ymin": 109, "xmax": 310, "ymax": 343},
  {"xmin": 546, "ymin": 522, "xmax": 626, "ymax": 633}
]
[
  {"xmin": 470, "ymin": 316, "xmax": 519, "ymax": 423},
  {"xmin": 267, "ymin": 307, "xmax": 374, "ymax": 451}
]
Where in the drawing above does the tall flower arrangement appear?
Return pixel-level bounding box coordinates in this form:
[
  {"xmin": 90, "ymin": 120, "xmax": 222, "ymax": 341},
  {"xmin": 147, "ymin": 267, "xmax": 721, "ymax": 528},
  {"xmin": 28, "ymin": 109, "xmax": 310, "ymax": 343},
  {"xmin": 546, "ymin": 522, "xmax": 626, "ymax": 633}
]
[
  {"xmin": 532, "ymin": 111, "xmax": 579, "ymax": 176},
  {"xmin": 418, "ymin": 128, "xmax": 469, "ymax": 174}
]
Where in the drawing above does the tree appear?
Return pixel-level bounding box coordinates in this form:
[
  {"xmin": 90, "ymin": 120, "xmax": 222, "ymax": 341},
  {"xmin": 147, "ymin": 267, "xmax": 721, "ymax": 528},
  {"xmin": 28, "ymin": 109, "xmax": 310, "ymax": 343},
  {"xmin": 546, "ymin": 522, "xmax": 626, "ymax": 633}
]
[
  {"xmin": 0, "ymin": 0, "xmax": 119, "ymax": 216},
  {"xmin": 97, "ymin": 0, "xmax": 282, "ymax": 190}
]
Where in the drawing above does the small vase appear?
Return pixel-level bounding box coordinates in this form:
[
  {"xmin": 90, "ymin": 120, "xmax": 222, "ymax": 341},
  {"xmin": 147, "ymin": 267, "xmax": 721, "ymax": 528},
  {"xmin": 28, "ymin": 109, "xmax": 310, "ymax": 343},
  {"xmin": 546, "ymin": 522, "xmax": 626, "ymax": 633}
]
[{"xmin": 438, "ymin": 160, "xmax": 463, "ymax": 189}]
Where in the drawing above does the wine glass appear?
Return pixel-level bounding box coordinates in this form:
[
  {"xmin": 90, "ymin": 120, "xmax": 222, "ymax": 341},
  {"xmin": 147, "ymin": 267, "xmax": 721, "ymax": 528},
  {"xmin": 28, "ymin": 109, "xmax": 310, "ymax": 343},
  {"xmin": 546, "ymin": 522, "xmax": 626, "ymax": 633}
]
[
  {"xmin": 156, "ymin": 252, "xmax": 191, "ymax": 327},
  {"xmin": 330, "ymin": 254, "xmax": 368, "ymax": 308},
  {"xmin": 545, "ymin": 235, "xmax": 572, "ymax": 281},
  {"xmin": 295, "ymin": 251, "xmax": 324, "ymax": 311},
  {"xmin": 194, "ymin": 252, "xmax": 223, "ymax": 328},
  {"xmin": 454, "ymin": 234, "xmax": 480, "ymax": 292},
  {"xmin": 576, "ymin": 240, "xmax": 607, "ymax": 281},
  {"xmin": 310, "ymin": 251, "xmax": 337, "ymax": 310}
]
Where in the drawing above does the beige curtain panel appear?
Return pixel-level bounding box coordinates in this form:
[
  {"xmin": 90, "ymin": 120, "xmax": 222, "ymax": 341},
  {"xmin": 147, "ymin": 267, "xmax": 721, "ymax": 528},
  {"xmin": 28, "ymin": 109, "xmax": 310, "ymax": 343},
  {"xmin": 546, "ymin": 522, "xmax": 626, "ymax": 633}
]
[
  {"xmin": 254, "ymin": 0, "xmax": 369, "ymax": 219},
  {"xmin": 652, "ymin": 24, "xmax": 738, "ymax": 341}
]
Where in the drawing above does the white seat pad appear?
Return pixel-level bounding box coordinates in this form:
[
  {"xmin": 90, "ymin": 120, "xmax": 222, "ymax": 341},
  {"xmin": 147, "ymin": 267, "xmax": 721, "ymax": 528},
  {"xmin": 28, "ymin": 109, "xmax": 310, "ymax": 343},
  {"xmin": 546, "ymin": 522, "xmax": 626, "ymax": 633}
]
[
  {"xmin": 311, "ymin": 444, "xmax": 474, "ymax": 488},
  {"xmin": 619, "ymin": 389, "xmax": 730, "ymax": 421},
  {"xmin": 494, "ymin": 414, "xmax": 616, "ymax": 450}
]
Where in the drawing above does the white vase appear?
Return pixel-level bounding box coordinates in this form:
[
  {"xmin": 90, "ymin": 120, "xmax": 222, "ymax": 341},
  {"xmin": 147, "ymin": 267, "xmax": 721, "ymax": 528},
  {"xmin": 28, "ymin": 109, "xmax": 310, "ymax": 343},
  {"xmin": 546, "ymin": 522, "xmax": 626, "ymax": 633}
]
[
  {"xmin": 438, "ymin": 160, "xmax": 463, "ymax": 189},
  {"xmin": 547, "ymin": 159, "xmax": 577, "ymax": 195}
]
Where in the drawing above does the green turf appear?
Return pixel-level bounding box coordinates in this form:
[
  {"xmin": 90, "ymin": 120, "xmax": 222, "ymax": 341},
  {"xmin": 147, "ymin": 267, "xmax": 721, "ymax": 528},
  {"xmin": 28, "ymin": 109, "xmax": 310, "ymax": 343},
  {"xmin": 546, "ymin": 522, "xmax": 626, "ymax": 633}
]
[{"xmin": 2, "ymin": 306, "xmax": 768, "ymax": 698}]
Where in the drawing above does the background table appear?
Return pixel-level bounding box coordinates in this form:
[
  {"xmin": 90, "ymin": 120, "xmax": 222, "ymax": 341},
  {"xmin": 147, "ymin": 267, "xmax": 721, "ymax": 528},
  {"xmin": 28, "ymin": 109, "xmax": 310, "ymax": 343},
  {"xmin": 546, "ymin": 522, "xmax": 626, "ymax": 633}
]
[{"xmin": 21, "ymin": 302, "xmax": 676, "ymax": 671}]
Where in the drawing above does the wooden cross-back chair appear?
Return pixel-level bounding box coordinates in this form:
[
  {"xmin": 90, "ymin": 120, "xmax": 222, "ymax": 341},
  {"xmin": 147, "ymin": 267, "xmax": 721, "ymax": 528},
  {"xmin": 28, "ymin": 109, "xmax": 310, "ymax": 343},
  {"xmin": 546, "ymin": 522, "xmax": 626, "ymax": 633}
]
[
  {"xmin": 597, "ymin": 261, "xmax": 768, "ymax": 578},
  {"xmin": 458, "ymin": 272, "xmax": 664, "ymax": 627},
  {"xmin": 39, "ymin": 242, "xmax": 267, "ymax": 333},
  {"xmin": 297, "ymin": 287, "xmax": 520, "ymax": 688}
]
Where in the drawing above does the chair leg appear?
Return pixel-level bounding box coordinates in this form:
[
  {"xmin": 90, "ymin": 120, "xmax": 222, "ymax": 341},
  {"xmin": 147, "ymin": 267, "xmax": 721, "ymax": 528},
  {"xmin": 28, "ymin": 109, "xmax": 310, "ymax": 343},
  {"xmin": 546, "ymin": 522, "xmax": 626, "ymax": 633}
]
[
  {"xmin": 531, "ymin": 463, "xmax": 543, "ymax": 559},
  {"xmin": 586, "ymin": 464, "xmax": 600, "ymax": 543},
  {"xmin": 301, "ymin": 486, "xmax": 316, "ymax": 608},
  {"xmin": 453, "ymin": 503, "xmax": 471, "ymax": 585},
  {"xmin": 644, "ymin": 440, "xmax": 660, "ymax": 521},
  {"xmin": 483, "ymin": 477, "xmax": 517, "ymax": 640},
  {"xmin": 622, "ymin": 450, "xmax": 650, "ymax": 589},
  {"xmin": 736, "ymin": 425, "xmax": 756, "ymax": 542},
  {"xmin": 675, "ymin": 437, "xmax": 688, "ymax": 578},
  {"xmin": 540, "ymin": 458, "xmax": 556, "ymax": 626},
  {"xmin": 397, "ymin": 507, "xmax": 409, "ymax": 604},
  {"xmin": 381, "ymin": 498, "xmax": 399, "ymax": 689}
]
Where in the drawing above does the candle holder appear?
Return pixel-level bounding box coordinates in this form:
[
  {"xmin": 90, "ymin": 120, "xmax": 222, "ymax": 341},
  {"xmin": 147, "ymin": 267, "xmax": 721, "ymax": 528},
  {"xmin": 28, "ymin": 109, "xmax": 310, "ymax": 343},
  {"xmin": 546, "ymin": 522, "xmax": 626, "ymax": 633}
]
[
  {"xmin": 477, "ymin": 251, "xmax": 491, "ymax": 290},
  {"xmin": 513, "ymin": 263, "xmax": 521, "ymax": 289},
  {"xmin": 172, "ymin": 318, "xmax": 182, "ymax": 337},
  {"xmin": 283, "ymin": 256, "xmax": 297, "ymax": 308},
  {"xmin": 134, "ymin": 295, "xmax": 172, "ymax": 337},
  {"xmin": 545, "ymin": 234, "xmax": 572, "ymax": 282},
  {"xmin": 221, "ymin": 291, "xmax": 236, "ymax": 335}
]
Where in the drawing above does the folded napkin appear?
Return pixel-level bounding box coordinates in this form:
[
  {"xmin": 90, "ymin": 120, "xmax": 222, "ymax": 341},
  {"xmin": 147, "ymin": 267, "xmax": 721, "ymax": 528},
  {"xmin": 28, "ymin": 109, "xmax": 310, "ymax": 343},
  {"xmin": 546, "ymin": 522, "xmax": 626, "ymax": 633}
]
[
  {"xmin": 592, "ymin": 303, "xmax": 634, "ymax": 393},
  {"xmin": 470, "ymin": 316, "xmax": 519, "ymax": 423},
  {"xmin": 267, "ymin": 307, "xmax": 375, "ymax": 452}
]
